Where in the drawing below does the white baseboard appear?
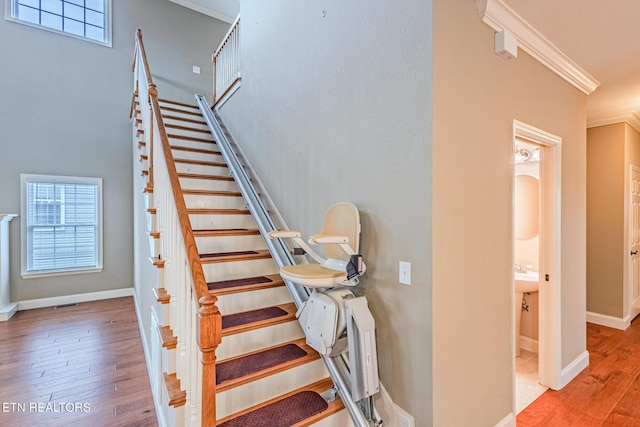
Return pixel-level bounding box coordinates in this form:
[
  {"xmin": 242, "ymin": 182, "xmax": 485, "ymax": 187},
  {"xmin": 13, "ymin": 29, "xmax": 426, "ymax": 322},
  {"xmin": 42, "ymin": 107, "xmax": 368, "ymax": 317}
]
[
  {"xmin": 18, "ymin": 288, "xmax": 134, "ymax": 311},
  {"xmin": 559, "ymin": 350, "xmax": 589, "ymax": 389},
  {"xmin": 586, "ymin": 311, "xmax": 630, "ymax": 330},
  {"xmin": 519, "ymin": 335, "xmax": 539, "ymax": 353},
  {"xmin": 495, "ymin": 412, "xmax": 516, "ymax": 427},
  {"xmin": 0, "ymin": 302, "xmax": 19, "ymax": 321}
]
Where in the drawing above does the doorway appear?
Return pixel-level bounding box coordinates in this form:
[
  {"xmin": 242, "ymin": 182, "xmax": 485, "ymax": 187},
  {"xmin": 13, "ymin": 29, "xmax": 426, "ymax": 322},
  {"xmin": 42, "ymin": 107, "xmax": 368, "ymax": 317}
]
[{"xmin": 512, "ymin": 120, "xmax": 562, "ymax": 414}]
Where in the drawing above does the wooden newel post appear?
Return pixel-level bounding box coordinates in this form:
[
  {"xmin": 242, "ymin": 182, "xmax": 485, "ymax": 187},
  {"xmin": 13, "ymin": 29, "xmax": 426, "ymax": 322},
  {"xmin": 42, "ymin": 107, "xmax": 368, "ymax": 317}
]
[{"xmin": 198, "ymin": 293, "xmax": 222, "ymax": 427}]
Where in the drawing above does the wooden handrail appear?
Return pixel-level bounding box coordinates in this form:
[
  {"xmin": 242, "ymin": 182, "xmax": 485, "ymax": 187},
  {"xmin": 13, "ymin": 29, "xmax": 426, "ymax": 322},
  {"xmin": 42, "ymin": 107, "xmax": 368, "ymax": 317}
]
[
  {"xmin": 133, "ymin": 29, "xmax": 221, "ymax": 427},
  {"xmin": 213, "ymin": 14, "xmax": 240, "ymax": 59}
]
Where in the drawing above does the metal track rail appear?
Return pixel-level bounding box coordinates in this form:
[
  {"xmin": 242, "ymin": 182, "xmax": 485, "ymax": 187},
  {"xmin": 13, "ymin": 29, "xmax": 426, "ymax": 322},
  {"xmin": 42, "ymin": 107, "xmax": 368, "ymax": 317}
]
[{"xmin": 195, "ymin": 94, "xmax": 376, "ymax": 427}]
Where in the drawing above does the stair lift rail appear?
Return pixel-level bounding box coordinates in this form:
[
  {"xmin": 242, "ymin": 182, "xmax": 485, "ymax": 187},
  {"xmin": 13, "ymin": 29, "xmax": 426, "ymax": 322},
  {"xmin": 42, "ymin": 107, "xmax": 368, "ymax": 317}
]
[{"xmin": 195, "ymin": 94, "xmax": 381, "ymax": 427}]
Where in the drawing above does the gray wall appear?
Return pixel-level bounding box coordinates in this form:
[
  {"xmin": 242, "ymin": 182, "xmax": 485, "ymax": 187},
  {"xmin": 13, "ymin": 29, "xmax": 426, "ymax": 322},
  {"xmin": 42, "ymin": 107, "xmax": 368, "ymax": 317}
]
[
  {"xmin": 0, "ymin": 0, "xmax": 228, "ymax": 302},
  {"xmin": 219, "ymin": 0, "xmax": 433, "ymax": 423}
]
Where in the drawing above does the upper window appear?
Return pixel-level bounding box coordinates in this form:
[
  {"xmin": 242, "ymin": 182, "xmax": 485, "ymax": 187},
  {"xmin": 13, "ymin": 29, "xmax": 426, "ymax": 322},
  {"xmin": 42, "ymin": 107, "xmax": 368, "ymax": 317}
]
[
  {"xmin": 21, "ymin": 174, "xmax": 103, "ymax": 278},
  {"xmin": 6, "ymin": 0, "xmax": 112, "ymax": 46}
]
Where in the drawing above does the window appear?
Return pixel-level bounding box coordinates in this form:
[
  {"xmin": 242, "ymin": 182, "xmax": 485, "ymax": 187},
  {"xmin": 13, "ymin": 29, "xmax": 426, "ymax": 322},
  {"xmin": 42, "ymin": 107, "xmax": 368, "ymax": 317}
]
[
  {"xmin": 6, "ymin": 0, "xmax": 112, "ymax": 46},
  {"xmin": 21, "ymin": 174, "xmax": 103, "ymax": 278}
]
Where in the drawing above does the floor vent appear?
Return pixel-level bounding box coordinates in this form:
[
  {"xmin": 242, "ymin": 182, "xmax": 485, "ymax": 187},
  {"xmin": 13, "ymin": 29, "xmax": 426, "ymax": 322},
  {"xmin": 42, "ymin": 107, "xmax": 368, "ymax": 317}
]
[{"xmin": 54, "ymin": 303, "xmax": 79, "ymax": 309}]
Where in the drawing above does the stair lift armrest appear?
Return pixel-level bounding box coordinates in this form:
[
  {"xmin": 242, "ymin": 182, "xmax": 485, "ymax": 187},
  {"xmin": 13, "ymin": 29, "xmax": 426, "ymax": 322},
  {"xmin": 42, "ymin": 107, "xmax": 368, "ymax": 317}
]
[
  {"xmin": 268, "ymin": 230, "xmax": 301, "ymax": 239},
  {"xmin": 268, "ymin": 229, "xmax": 325, "ymax": 264},
  {"xmin": 308, "ymin": 234, "xmax": 349, "ymax": 245}
]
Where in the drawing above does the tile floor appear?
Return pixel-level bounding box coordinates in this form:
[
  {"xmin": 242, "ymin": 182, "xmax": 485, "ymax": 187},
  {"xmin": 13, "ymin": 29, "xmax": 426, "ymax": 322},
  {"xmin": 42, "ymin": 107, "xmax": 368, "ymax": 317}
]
[{"xmin": 516, "ymin": 350, "xmax": 548, "ymax": 413}]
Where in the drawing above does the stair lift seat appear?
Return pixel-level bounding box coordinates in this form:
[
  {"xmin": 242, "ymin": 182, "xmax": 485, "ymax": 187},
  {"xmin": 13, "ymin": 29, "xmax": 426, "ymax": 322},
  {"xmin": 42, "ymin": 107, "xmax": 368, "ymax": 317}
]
[{"xmin": 268, "ymin": 202, "xmax": 366, "ymax": 288}]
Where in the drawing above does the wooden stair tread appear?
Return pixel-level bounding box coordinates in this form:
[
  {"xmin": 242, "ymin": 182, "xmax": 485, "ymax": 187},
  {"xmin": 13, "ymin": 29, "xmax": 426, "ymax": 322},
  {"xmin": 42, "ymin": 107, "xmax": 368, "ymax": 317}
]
[
  {"xmin": 188, "ymin": 208, "xmax": 250, "ymax": 215},
  {"xmin": 222, "ymin": 303, "xmax": 297, "ymax": 336},
  {"xmin": 193, "ymin": 228, "xmax": 260, "ymax": 237},
  {"xmin": 162, "ymin": 114, "xmax": 206, "ymax": 125},
  {"xmin": 208, "ymin": 274, "xmax": 284, "ymax": 295},
  {"xmin": 168, "ymin": 134, "xmax": 214, "ymax": 143},
  {"xmin": 199, "ymin": 250, "xmax": 271, "ymax": 264},
  {"xmin": 160, "ymin": 105, "xmax": 202, "ymax": 116},
  {"xmin": 182, "ymin": 189, "xmax": 241, "ymax": 197},
  {"xmin": 158, "ymin": 325, "xmax": 177, "ymax": 349},
  {"xmin": 166, "ymin": 123, "xmax": 211, "ymax": 134},
  {"xmin": 162, "ymin": 372, "xmax": 186, "ymax": 407},
  {"xmin": 174, "ymin": 158, "xmax": 226, "ymax": 167},
  {"xmin": 216, "ymin": 338, "xmax": 318, "ymax": 391},
  {"xmin": 217, "ymin": 378, "xmax": 343, "ymax": 427},
  {"xmin": 158, "ymin": 98, "xmax": 199, "ymax": 109},
  {"xmin": 152, "ymin": 287, "xmax": 170, "ymax": 304},
  {"xmin": 149, "ymin": 256, "xmax": 165, "ymax": 267},
  {"xmin": 178, "ymin": 173, "xmax": 234, "ymax": 182},
  {"xmin": 171, "ymin": 145, "xmax": 220, "ymax": 155}
]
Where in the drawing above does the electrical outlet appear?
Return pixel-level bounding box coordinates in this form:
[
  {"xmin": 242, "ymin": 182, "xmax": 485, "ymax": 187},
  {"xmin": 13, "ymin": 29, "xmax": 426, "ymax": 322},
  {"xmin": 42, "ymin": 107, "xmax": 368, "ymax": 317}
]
[
  {"xmin": 398, "ymin": 407, "xmax": 415, "ymax": 427},
  {"xmin": 399, "ymin": 261, "xmax": 411, "ymax": 285},
  {"xmin": 192, "ymin": 65, "xmax": 201, "ymax": 74}
]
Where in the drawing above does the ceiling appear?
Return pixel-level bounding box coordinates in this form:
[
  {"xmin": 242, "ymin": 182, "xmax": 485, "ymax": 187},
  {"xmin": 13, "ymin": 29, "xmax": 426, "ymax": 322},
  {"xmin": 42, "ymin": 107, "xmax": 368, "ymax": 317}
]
[
  {"xmin": 169, "ymin": 0, "xmax": 239, "ymax": 24},
  {"xmin": 503, "ymin": 0, "xmax": 640, "ymax": 125}
]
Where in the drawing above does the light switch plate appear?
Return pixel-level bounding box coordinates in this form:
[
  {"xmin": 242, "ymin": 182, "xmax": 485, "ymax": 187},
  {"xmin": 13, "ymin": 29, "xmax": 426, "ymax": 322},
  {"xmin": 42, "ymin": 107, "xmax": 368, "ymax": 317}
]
[{"xmin": 399, "ymin": 261, "xmax": 411, "ymax": 285}]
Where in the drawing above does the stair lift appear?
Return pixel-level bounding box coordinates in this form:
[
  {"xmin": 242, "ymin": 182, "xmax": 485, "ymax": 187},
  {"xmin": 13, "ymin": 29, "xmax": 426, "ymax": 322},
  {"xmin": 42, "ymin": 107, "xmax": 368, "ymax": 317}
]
[{"xmin": 268, "ymin": 203, "xmax": 380, "ymax": 413}]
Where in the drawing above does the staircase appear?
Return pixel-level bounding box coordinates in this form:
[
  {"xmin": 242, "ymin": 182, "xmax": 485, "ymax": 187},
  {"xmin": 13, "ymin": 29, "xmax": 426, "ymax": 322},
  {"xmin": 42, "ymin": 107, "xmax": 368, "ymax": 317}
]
[{"xmin": 134, "ymin": 95, "xmax": 355, "ymax": 426}]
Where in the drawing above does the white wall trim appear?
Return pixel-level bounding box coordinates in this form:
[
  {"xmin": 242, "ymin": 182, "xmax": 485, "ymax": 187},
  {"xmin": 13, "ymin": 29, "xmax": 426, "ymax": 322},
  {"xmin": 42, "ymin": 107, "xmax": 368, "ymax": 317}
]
[
  {"xmin": 495, "ymin": 412, "xmax": 516, "ymax": 427},
  {"xmin": 168, "ymin": 0, "xmax": 236, "ymax": 23},
  {"xmin": 519, "ymin": 335, "xmax": 539, "ymax": 353},
  {"xmin": 476, "ymin": 0, "xmax": 599, "ymax": 95},
  {"xmin": 587, "ymin": 108, "xmax": 640, "ymax": 134},
  {"xmin": 586, "ymin": 311, "xmax": 631, "ymax": 330},
  {"xmin": 18, "ymin": 287, "xmax": 134, "ymax": 311},
  {"xmin": 559, "ymin": 350, "xmax": 589, "ymax": 389}
]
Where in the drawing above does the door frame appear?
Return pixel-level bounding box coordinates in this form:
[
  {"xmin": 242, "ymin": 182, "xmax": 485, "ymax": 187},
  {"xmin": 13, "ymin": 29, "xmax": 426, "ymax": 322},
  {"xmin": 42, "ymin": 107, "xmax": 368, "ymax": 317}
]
[
  {"xmin": 628, "ymin": 165, "xmax": 640, "ymax": 321},
  {"xmin": 512, "ymin": 120, "xmax": 562, "ymax": 400}
]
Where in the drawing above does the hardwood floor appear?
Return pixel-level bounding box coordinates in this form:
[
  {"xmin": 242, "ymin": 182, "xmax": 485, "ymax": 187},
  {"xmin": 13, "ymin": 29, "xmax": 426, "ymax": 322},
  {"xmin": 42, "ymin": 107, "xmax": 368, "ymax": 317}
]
[
  {"xmin": 518, "ymin": 317, "xmax": 640, "ymax": 426},
  {"xmin": 0, "ymin": 297, "xmax": 157, "ymax": 427}
]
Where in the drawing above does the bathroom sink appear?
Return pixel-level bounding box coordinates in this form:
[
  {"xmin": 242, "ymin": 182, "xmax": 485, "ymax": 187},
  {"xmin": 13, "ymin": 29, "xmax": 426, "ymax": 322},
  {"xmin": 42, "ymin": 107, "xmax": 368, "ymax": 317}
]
[{"xmin": 514, "ymin": 271, "xmax": 539, "ymax": 293}]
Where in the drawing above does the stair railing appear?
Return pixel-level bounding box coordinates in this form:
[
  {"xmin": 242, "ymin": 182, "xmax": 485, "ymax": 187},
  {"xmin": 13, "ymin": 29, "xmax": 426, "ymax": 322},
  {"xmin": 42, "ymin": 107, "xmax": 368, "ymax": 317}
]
[
  {"xmin": 212, "ymin": 14, "xmax": 241, "ymax": 107},
  {"xmin": 133, "ymin": 30, "xmax": 221, "ymax": 427},
  {"xmin": 196, "ymin": 94, "xmax": 380, "ymax": 427}
]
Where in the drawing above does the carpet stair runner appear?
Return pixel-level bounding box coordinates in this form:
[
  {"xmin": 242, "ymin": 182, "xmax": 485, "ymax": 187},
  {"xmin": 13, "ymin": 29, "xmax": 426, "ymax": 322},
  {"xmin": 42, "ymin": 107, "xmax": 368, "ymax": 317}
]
[{"xmin": 136, "ymin": 98, "xmax": 354, "ymax": 426}]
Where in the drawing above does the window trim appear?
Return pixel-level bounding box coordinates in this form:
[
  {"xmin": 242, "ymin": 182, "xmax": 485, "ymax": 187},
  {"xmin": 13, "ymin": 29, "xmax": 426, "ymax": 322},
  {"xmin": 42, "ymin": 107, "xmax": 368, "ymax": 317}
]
[
  {"xmin": 20, "ymin": 173, "xmax": 104, "ymax": 279},
  {"xmin": 4, "ymin": 0, "xmax": 113, "ymax": 48}
]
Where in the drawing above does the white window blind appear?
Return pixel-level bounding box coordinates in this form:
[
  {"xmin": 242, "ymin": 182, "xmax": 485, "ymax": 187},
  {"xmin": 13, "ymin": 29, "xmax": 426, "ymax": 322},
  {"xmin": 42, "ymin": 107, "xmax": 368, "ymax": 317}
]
[{"xmin": 21, "ymin": 174, "xmax": 103, "ymax": 277}]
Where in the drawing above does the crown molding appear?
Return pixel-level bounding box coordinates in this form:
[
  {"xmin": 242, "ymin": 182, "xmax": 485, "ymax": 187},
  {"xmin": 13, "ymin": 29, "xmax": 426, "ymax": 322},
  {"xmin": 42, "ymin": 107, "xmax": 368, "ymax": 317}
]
[
  {"xmin": 476, "ymin": 0, "xmax": 600, "ymax": 95},
  {"xmin": 587, "ymin": 107, "xmax": 640, "ymax": 133},
  {"xmin": 169, "ymin": 0, "xmax": 236, "ymax": 23}
]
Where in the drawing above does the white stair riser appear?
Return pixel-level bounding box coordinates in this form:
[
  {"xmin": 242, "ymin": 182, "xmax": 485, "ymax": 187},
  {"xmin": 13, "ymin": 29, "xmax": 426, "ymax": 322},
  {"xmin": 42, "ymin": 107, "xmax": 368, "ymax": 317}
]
[
  {"xmin": 183, "ymin": 194, "xmax": 245, "ymax": 210},
  {"xmin": 312, "ymin": 409, "xmax": 356, "ymax": 427},
  {"xmin": 203, "ymin": 258, "xmax": 280, "ymax": 283},
  {"xmin": 168, "ymin": 138, "xmax": 217, "ymax": 152},
  {"xmin": 149, "ymin": 236, "xmax": 160, "ymax": 258},
  {"xmin": 215, "ymin": 285, "xmax": 291, "ymax": 314},
  {"xmin": 189, "ymin": 214, "xmax": 255, "ymax": 230},
  {"xmin": 171, "ymin": 150, "xmax": 223, "ymax": 163},
  {"xmin": 215, "ymin": 359, "xmax": 329, "ymax": 420},
  {"xmin": 165, "ymin": 127, "xmax": 214, "ymax": 140},
  {"xmin": 162, "ymin": 117, "xmax": 209, "ymax": 132},
  {"xmin": 158, "ymin": 102, "xmax": 200, "ymax": 113},
  {"xmin": 160, "ymin": 109, "xmax": 202, "ymax": 121},
  {"xmin": 175, "ymin": 162, "xmax": 228, "ymax": 176},
  {"xmin": 161, "ymin": 346, "xmax": 176, "ymax": 374},
  {"xmin": 146, "ymin": 211, "xmax": 157, "ymax": 231},
  {"xmin": 179, "ymin": 177, "xmax": 237, "ymax": 192},
  {"xmin": 145, "ymin": 192, "xmax": 155, "ymax": 210},
  {"xmin": 195, "ymin": 234, "xmax": 267, "ymax": 254},
  {"xmin": 218, "ymin": 321, "xmax": 305, "ymax": 361}
]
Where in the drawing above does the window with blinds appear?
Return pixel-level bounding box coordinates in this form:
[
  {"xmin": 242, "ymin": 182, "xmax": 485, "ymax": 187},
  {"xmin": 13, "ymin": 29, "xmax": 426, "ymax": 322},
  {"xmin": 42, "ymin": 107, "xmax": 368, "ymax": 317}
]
[
  {"xmin": 6, "ymin": 0, "xmax": 112, "ymax": 46},
  {"xmin": 21, "ymin": 174, "xmax": 103, "ymax": 277}
]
